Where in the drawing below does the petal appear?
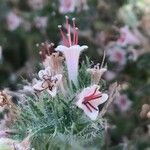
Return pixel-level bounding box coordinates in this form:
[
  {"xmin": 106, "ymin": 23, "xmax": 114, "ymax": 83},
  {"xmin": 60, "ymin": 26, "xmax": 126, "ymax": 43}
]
[
  {"xmin": 79, "ymin": 85, "xmax": 100, "ymax": 100},
  {"xmin": 55, "ymin": 45, "xmax": 69, "ymax": 53},
  {"xmin": 47, "ymin": 87, "xmax": 57, "ymax": 97},
  {"xmin": 100, "ymin": 93, "xmax": 108, "ymax": 104},
  {"xmin": 53, "ymin": 74, "xmax": 62, "ymax": 83},
  {"xmin": 90, "ymin": 93, "xmax": 108, "ymax": 107},
  {"xmin": 76, "ymin": 99, "xmax": 99, "ymax": 120},
  {"xmin": 81, "ymin": 104, "xmax": 99, "ymax": 120},
  {"xmin": 33, "ymin": 81, "xmax": 45, "ymax": 92},
  {"xmin": 38, "ymin": 67, "xmax": 51, "ymax": 80},
  {"xmin": 68, "ymin": 45, "xmax": 88, "ymax": 53},
  {"xmin": 80, "ymin": 45, "xmax": 88, "ymax": 51}
]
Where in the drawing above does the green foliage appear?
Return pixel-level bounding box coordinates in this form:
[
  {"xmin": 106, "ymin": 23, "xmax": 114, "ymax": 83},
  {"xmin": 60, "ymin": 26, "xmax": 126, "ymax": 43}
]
[{"xmin": 12, "ymin": 61, "xmax": 105, "ymax": 149}]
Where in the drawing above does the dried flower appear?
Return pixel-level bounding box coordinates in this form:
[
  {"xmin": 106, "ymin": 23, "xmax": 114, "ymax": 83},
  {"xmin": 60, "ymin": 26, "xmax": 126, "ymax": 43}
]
[
  {"xmin": 56, "ymin": 16, "xmax": 88, "ymax": 85},
  {"xmin": 0, "ymin": 90, "xmax": 17, "ymax": 129},
  {"xmin": 76, "ymin": 85, "xmax": 108, "ymax": 120},
  {"xmin": 140, "ymin": 104, "xmax": 150, "ymax": 119},
  {"xmin": 87, "ymin": 52, "xmax": 107, "ymax": 84},
  {"xmin": 114, "ymin": 94, "xmax": 132, "ymax": 112},
  {"xmin": 38, "ymin": 42, "xmax": 64, "ymax": 75},
  {"xmin": 6, "ymin": 11, "xmax": 21, "ymax": 31},
  {"xmin": 33, "ymin": 67, "xmax": 62, "ymax": 97},
  {"xmin": 0, "ymin": 91, "xmax": 12, "ymax": 109}
]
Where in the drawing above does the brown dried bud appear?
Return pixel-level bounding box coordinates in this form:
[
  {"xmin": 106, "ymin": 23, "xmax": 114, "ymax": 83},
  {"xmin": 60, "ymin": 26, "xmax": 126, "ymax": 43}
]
[
  {"xmin": 140, "ymin": 104, "xmax": 150, "ymax": 119},
  {"xmin": 140, "ymin": 111, "xmax": 147, "ymax": 118},
  {"xmin": 142, "ymin": 104, "xmax": 150, "ymax": 112}
]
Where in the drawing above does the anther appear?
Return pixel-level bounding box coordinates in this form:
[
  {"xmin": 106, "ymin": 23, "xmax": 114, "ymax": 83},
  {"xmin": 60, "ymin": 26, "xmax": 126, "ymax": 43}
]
[
  {"xmin": 58, "ymin": 25, "xmax": 62, "ymax": 28},
  {"xmin": 41, "ymin": 43, "xmax": 45, "ymax": 46},
  {"xmin": 36, "ymin": 43, "xmax": 39, "ymax": 47},
  {"xmin": 65, "ymin": 15, "xmax": 69, "ymax": 19}
]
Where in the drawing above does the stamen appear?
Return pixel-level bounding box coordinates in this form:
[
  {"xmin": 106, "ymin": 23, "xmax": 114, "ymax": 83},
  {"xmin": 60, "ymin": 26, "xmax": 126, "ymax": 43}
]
[
  {"xmin": 41, "ymin": 42, "xmax": 45, "ymax": 46},
  {"xmin": 86, "ymin": 102, "xmax": 98, "ymax": 111},
  {"xmin": 58, "ymin": 25, "xmax": 68, "ymax": 46},
  {"xmin": 100, "ymin": 50, "xmax": 106, "ymax": 69},
  {"xmin": 36, "ymin": 43, "xmax": 39, "ymax": 47},
  {"xmin": 65, "ymin": 15, "xmax": 69, "ymax": 33},
  {"xmin": 67, "ymin": 32, "xmax": 72, "ymax": 47},
  {"xmin": 84, "ymin": 103, "xmax": 92, "ymax": 112},
  {"xmin": 75, "ymin": 27, "xmax": 79, "ymax": 45},
  {"xmin": 39, "ymin": 51, "xmax": 44, "ymax": 60},
  {"xmin": 72, "ymin": 18, "xmax": 76, "ymax": 45},
  {"xmin": 84, "ymin": 88, "xmax": 97, "ymax": 102},
  {"xmin": 47, "ymin": 44, "xmax": 51, "ymax": 56}
]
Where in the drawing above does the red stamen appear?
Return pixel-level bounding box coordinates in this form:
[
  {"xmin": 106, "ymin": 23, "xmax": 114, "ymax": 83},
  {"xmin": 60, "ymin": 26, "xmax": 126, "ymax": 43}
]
[
  {"xmin": 84, "ymin": 103, "xmax": 92, "ymax": 112},
  {"xmin": 58, "ymin": 25, "xmax": 69, "ymax": 47},
  {"xmin": 82, "ymin": 88, "xmax": 102, "ymax": 112},
  {"xmin": 75, "ymin": 28, "xmax": 79, "ymax": 45},
  {"xmin": 84, "ymin": 88, "xmax": 98, "ymax": 101},
  {"xmin": 67, "ymin": 32, "xmax": 72, "ymax": 47},
  {"xmin": 65, "ymin": 16, "xmax": 69, "ymax": 33},
  {"xmin": 58, "ymin": 17, "xmax": 79, "ymax": 47},
  {"xmin": 86, "ymin": 102, "xmax": 98, "ymax": 111},
  {"xmin": 72, "ymin": 18, "xmax": 76, "ymax": 45}
]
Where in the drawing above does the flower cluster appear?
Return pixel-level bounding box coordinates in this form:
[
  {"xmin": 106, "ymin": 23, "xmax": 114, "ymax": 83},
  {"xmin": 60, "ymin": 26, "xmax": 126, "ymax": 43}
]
[{"xmin": 32, "ymin": 17, "xmax": 109, "ymax": 120}]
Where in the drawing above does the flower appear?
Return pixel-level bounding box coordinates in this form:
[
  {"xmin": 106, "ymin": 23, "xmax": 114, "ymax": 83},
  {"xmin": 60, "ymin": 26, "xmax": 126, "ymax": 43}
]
[
  {"xmin": 87, "ymin": 52, "xmax": 107, "ymax": 84},
  {"xmin": 33, "ymin": 67, "xmax": 62, "ymax": 97},
  {"xmin": 0, "ymin": 91, "xmax": 11, "ymax": 108},
  {"xmin": 87, "ymin": 66, "xmax": 107, "ymax": 84},
  {"xmin": 117, "ymin": 26, "xmax": 140, "ymax": 47},
  {"xmin": 107, "ymin": 47, "xmax": 127, "ymax": 65},
  {"xmin": 114, "ymin": 94, "xmax": 132, "ymax": 112},
  {"xmin": 55, "ymin": 16, "xmax": 88, "ymax": 85},
  {"xmin": 0, "ymin": 91, "xmax": 17, "ymax": 129},
  {"xmin": 38, "ymin": 42, "xmax": 64, "ymax": 75},
  {"xmin": 59, "ymin": 0, "xmax": 76, "ymax": 14},
  {"xmin": 6, "ymin": 11, "xmax": 21, "ymax": 31},
  {"xmin": 34, "ymin": 16, "xmax": 48, "ymax": 30},
  {"xmin": 76, "ymin": 85, "xmax": 108, "ymax": 120}
]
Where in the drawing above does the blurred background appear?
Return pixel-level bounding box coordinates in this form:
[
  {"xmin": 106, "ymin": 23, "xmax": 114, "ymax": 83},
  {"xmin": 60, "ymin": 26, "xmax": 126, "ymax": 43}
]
[{"xmin": 0, "ymin": 0, "xmax": 149, "ymax": 149}]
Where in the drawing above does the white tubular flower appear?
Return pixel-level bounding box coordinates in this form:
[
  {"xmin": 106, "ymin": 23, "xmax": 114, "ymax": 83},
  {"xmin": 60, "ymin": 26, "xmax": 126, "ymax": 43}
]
[
  {"xmin": 76, "ymin": 85, "xmax": 108, "ymax": 120},
  {"xmin": 33, "ymin": 67, "xmax": 62, "ymax": 97},
  {"xmin": 55, "ymin": 16, "xmax": 88, "ymax": 85}
]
